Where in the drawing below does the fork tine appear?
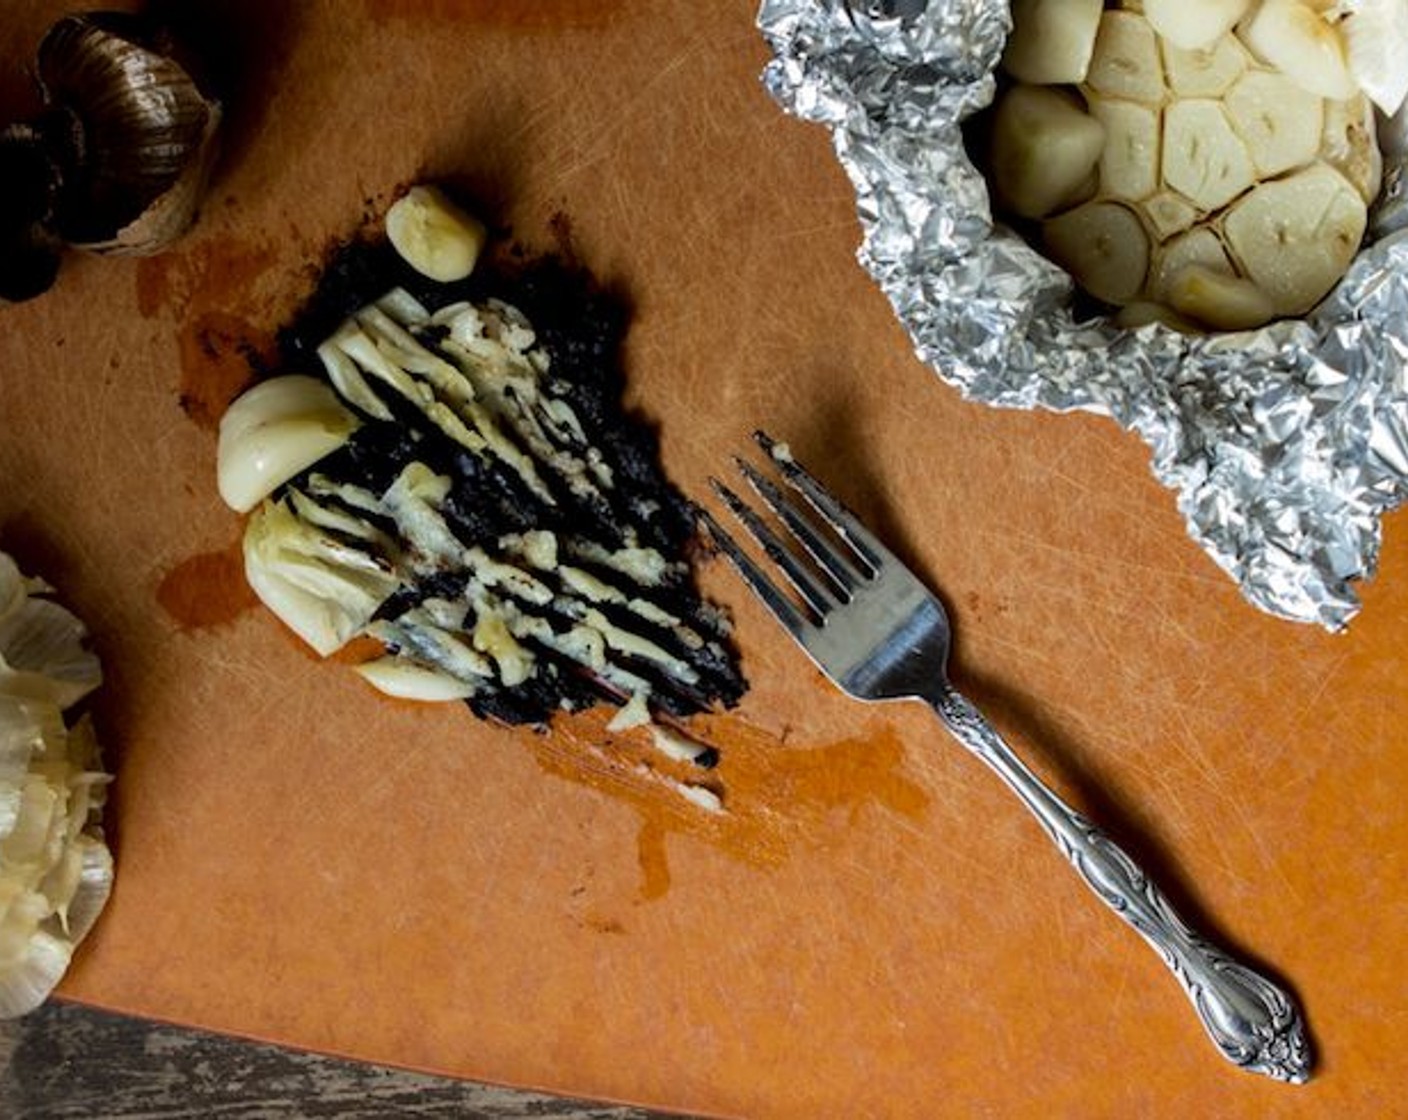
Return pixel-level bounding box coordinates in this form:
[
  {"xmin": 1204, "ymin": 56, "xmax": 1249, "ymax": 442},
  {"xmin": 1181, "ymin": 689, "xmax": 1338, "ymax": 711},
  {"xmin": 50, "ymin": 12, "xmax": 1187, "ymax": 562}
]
[
  {"xmin": 708, "ymin": 478, "xmax": 834, "ymax": 618},
  {"xmin": 734, "ymin": 456, "xmax": 859, "ymax": 598},
  {"xmin": 753, "ymin": 431, "xmax": 884, "ymax": 577},
  {"xmin": 696, "ymin": 505, "xmax": 810, "ymax": 639}
]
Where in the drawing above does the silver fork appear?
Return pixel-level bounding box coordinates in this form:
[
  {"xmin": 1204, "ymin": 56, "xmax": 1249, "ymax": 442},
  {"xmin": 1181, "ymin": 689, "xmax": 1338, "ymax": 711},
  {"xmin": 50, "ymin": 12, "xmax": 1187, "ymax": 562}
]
[{"xmin": 701, "ymin": 432, "xmax": 1311, "ymax": 1084}]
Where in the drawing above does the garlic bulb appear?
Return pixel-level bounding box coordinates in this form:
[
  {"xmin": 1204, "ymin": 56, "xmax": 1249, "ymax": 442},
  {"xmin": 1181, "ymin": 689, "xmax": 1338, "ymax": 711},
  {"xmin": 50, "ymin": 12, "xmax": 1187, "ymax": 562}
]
[
  {"xmin": 0, "ymin": 551, "xmax": 113, "ymax": 1019},
  {"xmin": 36, "ymin": 12, "xmax": 222, "ymax": 256},
  {"xmin": 989, "ymin": 0, "xmax": 1388, "ymax": 332},
  {"xmin": 0, "ymin": 10, "xmax": 221, "ymax": 299}
]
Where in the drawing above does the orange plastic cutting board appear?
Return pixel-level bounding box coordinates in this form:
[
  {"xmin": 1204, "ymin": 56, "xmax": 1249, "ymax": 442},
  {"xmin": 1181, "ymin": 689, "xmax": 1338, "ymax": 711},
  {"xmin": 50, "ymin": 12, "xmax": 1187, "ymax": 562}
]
[{"xmin": 4, "ymin": 2, "xmax": 1407, "ymax": 1116}]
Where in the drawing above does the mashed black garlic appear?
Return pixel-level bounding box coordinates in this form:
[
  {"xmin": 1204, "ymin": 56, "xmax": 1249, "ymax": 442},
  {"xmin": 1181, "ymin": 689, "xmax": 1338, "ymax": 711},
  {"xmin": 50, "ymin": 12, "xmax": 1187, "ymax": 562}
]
[{"xmin": 218, "ymin": 189, "xmax": 744, "ymax": 735}]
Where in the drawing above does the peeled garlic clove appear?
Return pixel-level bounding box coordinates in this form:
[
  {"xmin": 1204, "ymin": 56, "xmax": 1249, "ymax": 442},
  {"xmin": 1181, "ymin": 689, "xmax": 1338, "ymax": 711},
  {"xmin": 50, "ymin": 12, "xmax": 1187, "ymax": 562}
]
[
  {"xmin": 1322, "ymin": 93, "xmax": 1384, "ymax": 204},
  {"xmin": 1044, "ymin": 201, "xmax": 1150, "ymax": 305},
  {"xmin": 354, "ymin": 656, "xmax": 477, "ymax": 702},
  {"xmin": 1165, "ymin": 263, "xmax": 1276, "ymax": 330},
  {"xmin": 990, "ymin": 86, "xmax": 1107, "ymax": 219},
  {"xmin": 217, "ymin": 375, "xmax": 361, "ymax": 514},
  {"xmin": 1224, "ymin": 71, "xmax": 1324, "ymax": 178},
  {"xmin": 1162, "ymin": 100, "xmax": 1255, "ymax": 211},
  {"xmin": 1238, "ymin": 0, "xmax": 1358, "ymax": 100},
  {"xmin": 1086, "ymin": 97, "xmax": 1160, "ymax": 202},
  {"xmin": 1223, "ymin": 164, "xmax": 1367, "ymax": 315},
  {"xmin": 385, "ymin": 186, "xmax": 487, "ymax": 283},
  {"xmin": 1145, "ymin": 0, "xmax": 1251, "ymax": 50},
  {"xmin": 1085, "ymin": 12, "xmax": 1165, "ymax": 104},
  {"xmin": 36, "ymin": 13, "xmax": 221, "ymax": 256},
  {"xmin": 1002, "ymin": 0, "xmax": 1105, "ymax": 84},
  {"xmin": 1337, "ymin": 0, "xmax": 1408, "ymax": 115}
]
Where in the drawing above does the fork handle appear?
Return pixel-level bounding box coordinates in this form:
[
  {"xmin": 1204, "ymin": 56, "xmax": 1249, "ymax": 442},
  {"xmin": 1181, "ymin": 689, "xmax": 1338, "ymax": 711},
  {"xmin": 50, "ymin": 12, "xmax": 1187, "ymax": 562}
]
[{"xmin": 930, "ymin": 685, "xmax": 1311, "ymax": 1084}]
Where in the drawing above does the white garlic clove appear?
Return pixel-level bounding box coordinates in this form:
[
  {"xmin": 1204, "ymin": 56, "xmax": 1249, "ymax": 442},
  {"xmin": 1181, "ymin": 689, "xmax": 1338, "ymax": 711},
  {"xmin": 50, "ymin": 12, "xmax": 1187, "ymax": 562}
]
[
  {"xmin": 385, "ymin": 186, "xmax": 487, "ymax": 283},
  {"xmin": 1145, "ymin": 0, "xmax": 1251, "ymax": 51},
  {"xmin": 1151, "ymin": 227, "xmax": 1234, "ymax": 300},
  {"xmin": 1161, "ymin": 33, "xmax": 1250, "ymax": 97},
  {"xmin": 1087, "ymin": 97, "xmax": 1160, "ymax": 202},
  {"xmin": 1321, "ymin": 93, "xmax": 1383, "ymax": 204},
  {"xmin": 1224, "ymin": 71, "xmax": 1324, "ymax": 178},
  {"xmin": 990, "ymin": 85, "xmax": 1107, "ymax": 219},
  {"xmin": 1002, "ymin": 0, "xmax": 1105, "ymax": 84},
  {"xmin": 1085, "ymin": 12, "xmax": 1165, "ymax": 104},
  {"xmin": 217, "ymin": 375, "xmax": 361, "ymax": 514},
  {"xmin": 1238, "ymin": 0, "xmax": 1358, "ymax": 100},
  {"xmin": 1044, "ymin": 201, "xmax": 1150, "ymax": 305},
  {"xmin": 1223, "ymin": 164, "xmax": 1367, "ymax": 316},
  {"xmin": 1339, "ymin": 0, "xmax": 1408, "ymax": 115},
  {"xmin": 1165, "ymin": 263, "xmax": 1276, "ymax": 330},
  {"xmin": 1162, "ymin": 100, "xmax": 1255, "ymax": 211}
]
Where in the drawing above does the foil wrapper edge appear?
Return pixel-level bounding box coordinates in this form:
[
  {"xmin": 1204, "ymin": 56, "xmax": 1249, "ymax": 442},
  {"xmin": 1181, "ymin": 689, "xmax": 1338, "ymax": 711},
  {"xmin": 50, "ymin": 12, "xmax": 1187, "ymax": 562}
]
[{"xmin": 757, "ymin": 0, "xmax": 1408, "ymax": 632}]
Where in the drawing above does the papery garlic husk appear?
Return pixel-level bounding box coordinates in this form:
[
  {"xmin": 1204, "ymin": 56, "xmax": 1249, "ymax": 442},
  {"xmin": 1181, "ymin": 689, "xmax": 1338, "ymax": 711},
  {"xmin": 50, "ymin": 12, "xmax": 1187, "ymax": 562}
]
[
  {"xmin": 36, "ymin": 11, "xmax": 221, "ymax": 256},
  {"xmin": 0, "ymin": 550, "xmax": 113, "ymax": 1019}
]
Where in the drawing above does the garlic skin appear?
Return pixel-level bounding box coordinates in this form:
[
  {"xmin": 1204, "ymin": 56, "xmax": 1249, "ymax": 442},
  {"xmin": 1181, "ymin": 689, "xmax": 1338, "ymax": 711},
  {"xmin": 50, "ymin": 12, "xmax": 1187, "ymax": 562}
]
[
  {"xmin": 217, "ymin": 376, "xmax": 362, "ymax": 514},
  {"xmin": 35, "ymin": 12, "xmax": 221, "ymax": 256},
  {"xmin": 0, "ymin": 552, "xmax": 113, "ymax": 1019}
]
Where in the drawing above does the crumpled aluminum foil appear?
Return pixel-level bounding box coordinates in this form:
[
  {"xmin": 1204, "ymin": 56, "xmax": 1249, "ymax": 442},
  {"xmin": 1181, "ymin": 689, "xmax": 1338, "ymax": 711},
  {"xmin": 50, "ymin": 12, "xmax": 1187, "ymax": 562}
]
[{"xmin": 758, "ymin": 0, "xmax": 1408, "ymax": 631}]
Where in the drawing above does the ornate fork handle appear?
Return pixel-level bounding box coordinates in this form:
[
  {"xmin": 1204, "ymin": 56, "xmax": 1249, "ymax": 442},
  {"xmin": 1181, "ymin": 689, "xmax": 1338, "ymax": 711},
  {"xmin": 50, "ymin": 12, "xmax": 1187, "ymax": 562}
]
[{"xmin": 932, "ymin": 684, "xmax": 1311, "ymax": 1083}]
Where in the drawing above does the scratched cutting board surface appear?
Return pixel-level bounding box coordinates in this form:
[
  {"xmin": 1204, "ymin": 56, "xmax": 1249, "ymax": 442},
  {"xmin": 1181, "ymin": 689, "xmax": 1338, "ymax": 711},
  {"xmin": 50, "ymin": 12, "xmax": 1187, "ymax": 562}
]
[{"xmin": 3, "ymin": 2, "xmax": 1407, "ymax": 1116}]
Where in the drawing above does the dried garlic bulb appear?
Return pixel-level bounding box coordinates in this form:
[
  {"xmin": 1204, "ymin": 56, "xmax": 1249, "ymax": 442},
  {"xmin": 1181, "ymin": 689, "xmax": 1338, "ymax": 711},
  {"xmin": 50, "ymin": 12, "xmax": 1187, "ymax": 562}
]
[
  {"xmin": 0, "ymin": 11, "xmax": 221, "ymax": 302},
  {"xmin": 989, "ymin": 0, "xmax": 1401, "ymax": 332},
  {"xmin": 0, "ymin": 551, "xmax": 113, "ymax": 1019}
]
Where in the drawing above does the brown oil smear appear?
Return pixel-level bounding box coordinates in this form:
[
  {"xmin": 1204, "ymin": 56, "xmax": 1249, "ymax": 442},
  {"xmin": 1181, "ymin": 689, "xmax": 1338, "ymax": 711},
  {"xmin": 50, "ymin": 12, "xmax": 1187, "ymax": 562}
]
[
  {"xmin": 362, "ymin": 0, "xmax": 626, "ymax": 31},
  {"xmin": 156, "ymin": 539, "xmax": 259, "ymax": 631},
  {"xmin": 533, "ymin": 709, "xmax": 930, "ymax": 902},
  {"xmin": 177, "ymin": 311, "xmax": 275, "ymax": 431},
  {"xmin": 135, "ymin": 239, "xmax": 282, "ymax": 430}
]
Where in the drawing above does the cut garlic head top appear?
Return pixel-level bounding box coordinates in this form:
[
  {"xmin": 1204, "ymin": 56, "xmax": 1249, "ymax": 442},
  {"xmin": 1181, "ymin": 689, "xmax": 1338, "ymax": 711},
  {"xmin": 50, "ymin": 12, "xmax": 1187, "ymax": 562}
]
[{"xmin": 992, "ymin": 0, "xmax": 1388, "ymax": 332}]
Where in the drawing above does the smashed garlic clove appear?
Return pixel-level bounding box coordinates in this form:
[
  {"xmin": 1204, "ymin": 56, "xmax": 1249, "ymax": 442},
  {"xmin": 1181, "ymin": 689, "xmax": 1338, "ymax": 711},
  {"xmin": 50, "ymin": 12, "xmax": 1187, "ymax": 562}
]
[
  {"xmin": 354, "ymin": 656, "xmax": 478, "ymax": 702},
  {"xmin": 1002, "ymin": 0, "xmax": 1105, "ymax": 84},
  {"xmin": 242, "ymin": 498, "xmax": 401, "ymax": 657},
  {"xmin": 385, "ymin": 186, "xmax": 487, "ymax": 283},
  {"xmin": 217, "ymin": 375, "xmax": 362, "ymax": 514}
]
